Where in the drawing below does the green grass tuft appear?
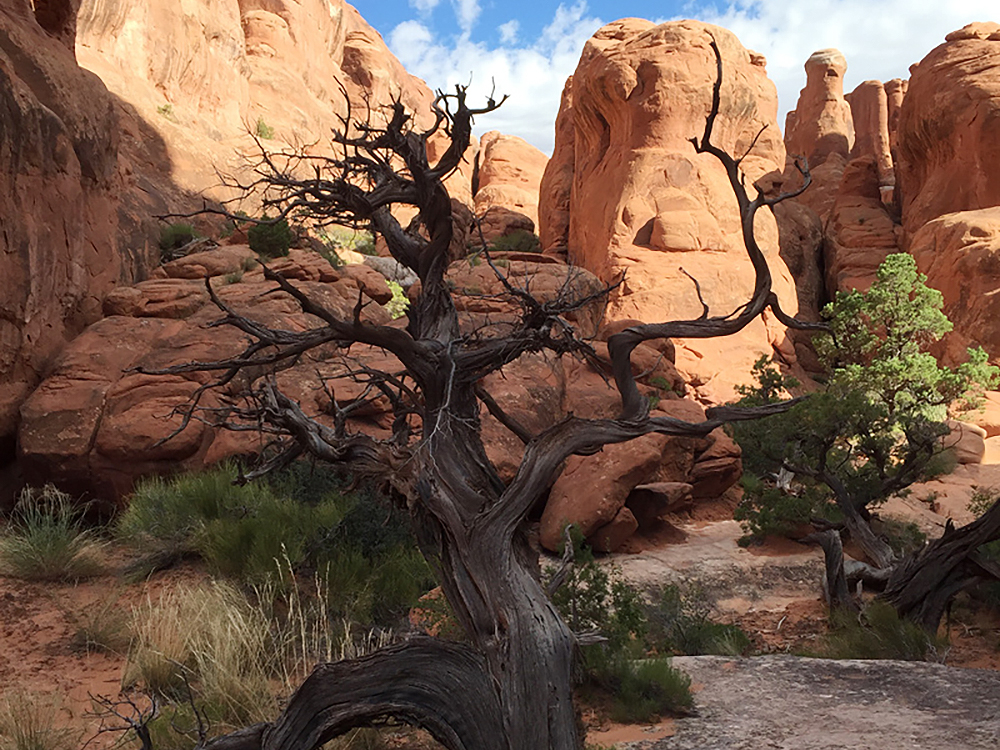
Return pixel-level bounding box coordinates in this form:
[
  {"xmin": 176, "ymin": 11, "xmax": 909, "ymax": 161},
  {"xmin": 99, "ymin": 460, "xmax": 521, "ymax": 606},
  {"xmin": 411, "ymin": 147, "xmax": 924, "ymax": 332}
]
[
  {"xmin": 821, "ymin": 601, "xmax": 944, "ymax": 660},
  {"xmin": 0, "ymin": 485, "xmax": 103, "ymax": 582}
]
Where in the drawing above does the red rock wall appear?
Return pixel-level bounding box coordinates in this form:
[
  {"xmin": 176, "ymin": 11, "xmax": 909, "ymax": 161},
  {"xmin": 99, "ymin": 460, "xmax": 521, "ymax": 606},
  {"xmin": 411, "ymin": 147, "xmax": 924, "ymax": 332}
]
[
  {"xmin": 0, "ymin": 0, "xmax": 124, "ymax": 442},
  {"xmin": 538, "ymin": 19, "xmax": 800, "ymax": 403},
  {"xmin": 896, "ymin": 22, "xmax": 1000, "ymax": 236}
]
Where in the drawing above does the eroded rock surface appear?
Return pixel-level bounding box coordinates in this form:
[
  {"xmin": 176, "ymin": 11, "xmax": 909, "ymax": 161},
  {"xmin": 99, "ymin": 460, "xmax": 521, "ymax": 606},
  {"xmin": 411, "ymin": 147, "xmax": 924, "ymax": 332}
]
[
  {"xmin": 473, "ymin": 131, "xmax": 548, "ymax": 242},
  {"xmin": 0, "ymin": 0, "xmax": 132, "ymax": 442},
  {"xmin": 783, "ymin": 49, "xmax": 855, "ymax": 221},
  {"xmin": 645, "ymin": 656, "xmax": 1000, "ymax": 750},
  {"xmin": 896, "ymin": 22, "xmax": 1000, "ymax": 236},
  {"xmin": 538, "ymin": 19, "xmax": 801, "ymax": 403}
]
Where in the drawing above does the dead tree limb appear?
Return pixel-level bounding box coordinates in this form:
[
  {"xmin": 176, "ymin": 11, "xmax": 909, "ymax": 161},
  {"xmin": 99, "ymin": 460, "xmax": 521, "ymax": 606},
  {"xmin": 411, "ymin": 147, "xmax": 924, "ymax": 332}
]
[{"xmin": 143, "ymin": 36, "xmax": 822, "ymax": 750}]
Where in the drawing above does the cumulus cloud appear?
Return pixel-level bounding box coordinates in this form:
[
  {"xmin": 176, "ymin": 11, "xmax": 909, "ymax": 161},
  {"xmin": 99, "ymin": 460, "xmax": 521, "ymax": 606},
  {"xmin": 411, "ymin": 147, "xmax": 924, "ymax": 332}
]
[
  {"xmin": 452, "ymin": 0, "xmax": 483, "ymax": 33},
  {"xmin": 388, "ymin": 0, "xmax": 995, "ymax": 154},
  {"xmin": 409, "ymin": 0, "xmax": 442, "ymax": 14},
  {"xmin": 498, "ymin": 19, "xmax": 520, "ymax": 44},
  {"xmin": 389, "ymin": 2, "xmax": 605, "ymax": 154}
]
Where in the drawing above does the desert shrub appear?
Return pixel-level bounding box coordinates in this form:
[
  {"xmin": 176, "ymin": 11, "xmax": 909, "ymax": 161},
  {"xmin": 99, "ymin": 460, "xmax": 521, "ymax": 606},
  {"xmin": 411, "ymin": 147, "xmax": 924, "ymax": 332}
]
[
  {"xmin": 385, "ymin": 280, "xmax": 409, "ymax": 319},
  {"xmin": 0, "ymin": 485, "xmax": 103, "ymax": 582},
  {"xmin": 159, "ymin": 223, "xmax": 198, "ymax": 259},
  {"xmin": 645, "ymin": 584, "xmax": 750, "ymax": 656},
  {"xmin": 125, "ymin": 582, "xmax": 279, "ymax": 724},
  {"xmin": 0, "ymin": 689, "xmax": 78, "ymax": 750},
  {"xmin": 734, "ymin": 474, "xmax": 838, "ymax": 544},
  {"xmin": 120, "ymin": 463, "xmax": 433, "ymax": 625},
  {"xmin": 546, "ymin": 532, "xmax": 693, "ymax": 721},
  {"xmin": 247, "ymin": 215, "xmax": 294, "ymax": 259},
  {"xmin": 156, "ymin": 103, "xmax": 175, "ymax": 120},
  {"xmin": 581, "ymin": 651, "xmax": 693, "ymax": 723},
  {"xmin": 489, "ymin": 229, "xmax": 541, "ymax": 254},
  {"xmin": 322, "ymin": 227, "xmax": 376, "ymax": 256},
  {"xmin": 877, "ymin": 516, "xmax": 927, "ymax": 556},
  {"xmin": 821, "ymin": 601, "xmax": 944, "ymax": 660},
  {"xmin": 254, "ymin": 117, "xmax": 275, "ymax": 140},
  {"xmin": 547, "ymin": 532, "xmax": 645, "ymax": 652}
]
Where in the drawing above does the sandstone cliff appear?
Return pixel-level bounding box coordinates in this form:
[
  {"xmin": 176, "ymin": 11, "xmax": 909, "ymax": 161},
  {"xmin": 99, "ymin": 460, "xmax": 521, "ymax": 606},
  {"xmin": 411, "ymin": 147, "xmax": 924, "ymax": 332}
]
[
  {"xmin": 0, "ymin": 0, "xmax": 130, "ymax": 446},
  {"xmin": 538, "ymin": 19, "xmax": 800, "ymax": 402}
]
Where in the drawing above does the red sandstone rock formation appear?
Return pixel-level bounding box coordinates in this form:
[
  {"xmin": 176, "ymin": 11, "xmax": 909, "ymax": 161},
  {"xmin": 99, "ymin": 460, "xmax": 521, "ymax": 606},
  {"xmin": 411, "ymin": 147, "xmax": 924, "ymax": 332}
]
[
  {"xmin": 824, "ymin": 156, "xmax": 901, "ymax": 295},
  {"xmin": 537, "ymin": 19, "xmax": 800, "ymax": 402},
  {"xmin": 538, "ymin": 78, "xmax": 575, "ymax": 257},
  {"xmin": 910, "ymin": 208, "xmax": 1000, "ymax": 365},
  {"xmin": 0, "ymin": 0, "xmax": 136, "ymax": 443},
  {"xmin": 847, "ymin": 81, "xmax": 894, "ymax": 194},
  {"xmin": 74, "ymin": 0, "xmax": 435, "ymax": 203},
  {"xmin": 896, "ymin": 22, "xmax": 1000, "ymax": 236},
  {"xmin": 18, "ymin": 246, "xmax": 736, "ymax": 550},
  {"xmin": 472, "ymin": 131, "xmax": 548, "ymax": 242},
  {"xmin": 885, "ymin": 78, "xmax": 907, "ymax": 156},
  {"xmin": 783, "ymin": 49, "xmax": 855, "ymax": 221}
]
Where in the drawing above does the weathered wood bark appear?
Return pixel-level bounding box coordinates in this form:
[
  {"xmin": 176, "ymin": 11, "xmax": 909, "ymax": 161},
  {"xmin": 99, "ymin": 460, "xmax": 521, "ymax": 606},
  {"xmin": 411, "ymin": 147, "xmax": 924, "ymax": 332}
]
[
  {"xmin": 805, "ymin": 529, "xmax": 854, "ymax": 608},
  {"xmin": 882, "ymin": 500, "xmax": 1000, "ymax": 632},
  {"xmin": 151, "ymin": 38, "xmax": 817, "ymax": 750}
]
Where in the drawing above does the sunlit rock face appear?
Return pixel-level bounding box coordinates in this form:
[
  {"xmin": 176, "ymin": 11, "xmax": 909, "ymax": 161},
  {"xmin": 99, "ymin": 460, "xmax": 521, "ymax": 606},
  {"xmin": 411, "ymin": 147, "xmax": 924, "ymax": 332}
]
[{"xmin": 539, "ymin": 18, "xmax": 801, "ymax": 403}]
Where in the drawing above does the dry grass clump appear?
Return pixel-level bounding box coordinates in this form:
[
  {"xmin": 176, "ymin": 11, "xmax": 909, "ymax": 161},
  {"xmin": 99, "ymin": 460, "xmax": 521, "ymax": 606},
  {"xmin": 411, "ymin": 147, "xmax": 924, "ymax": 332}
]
[
  {"xmin": 124, "ymin": 562, "xmax": 395, "ymax": 732},
  {"xmin": 0, "ymin": 690, "xmax": 78, "ymax": 750},
  {"xmin": 0, "ymin": 485, "xmax": 104, "ymax": 582},
  {"xmin": 124, "ymin": 581, "xmax": 277, "ymax": 725}
]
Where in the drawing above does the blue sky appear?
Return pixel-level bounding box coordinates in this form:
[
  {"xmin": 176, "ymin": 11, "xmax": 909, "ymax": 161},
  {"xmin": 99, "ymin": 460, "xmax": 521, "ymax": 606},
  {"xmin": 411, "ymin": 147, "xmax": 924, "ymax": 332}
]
[{"xmin": 353, "ymin": 0, "xmax": 997, "ymax": 154}]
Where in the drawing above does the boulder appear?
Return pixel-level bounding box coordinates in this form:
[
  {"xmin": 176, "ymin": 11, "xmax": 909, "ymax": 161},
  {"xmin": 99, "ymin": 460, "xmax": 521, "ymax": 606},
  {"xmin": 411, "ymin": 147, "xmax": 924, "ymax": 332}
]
[
  {"xmin": 896, "ymin": 23, "xmax": 1000, "ymax": 236},
  {"xmin": 540, "ymin": 433, "xmax": 673, "ymax": 551},
  {"xmin": 473, "ymin": 131, "xmax": 548, "ymax": 243},
  {"xmin": 944, "ymin": 419, "xmax": 987, "ymax": 465},
  {"xmin": 909, "ymin": 208, "xmax": 1000, "ymax": 364},
  {"xmin": 538, "ymin": 19, "xmax": 801, "ymax": 403}
]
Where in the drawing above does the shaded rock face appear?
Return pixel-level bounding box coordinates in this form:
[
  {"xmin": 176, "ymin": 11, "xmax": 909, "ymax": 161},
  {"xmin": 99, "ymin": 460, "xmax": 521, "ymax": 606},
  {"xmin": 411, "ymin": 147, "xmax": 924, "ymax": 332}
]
[
  {"xmin": 18, "ymin": 246, "xmax": 736, "ymax": 550},
  {"xmin": 538, "ymin": 77, "xmax": 574, "ymax": 257},
  {"xmin": 824, "ymin": 156, "xmax": 900, "ymax": 295},
  {"xmin": 783, "ymin": 48, "xmax": 854, "ymax": 221},
  {"xmin": 896, "ymin": 22, "xmax": 1000, "ymax": 236},
  {"xmin": 910, "ymin": 208, "xmax": 1000, "ymax": 365},
  {"xmin": 538, "ymin": 19, "xmax": 801, "ymax": 403},
  {"xmin": 0, "ymin": 0, "xmax": 128, "ymax": 443},
  {"xmin": 473, "ymin": 131, "xmax": 548, "ymax": 242},
  {"xmin": 847, "ymin": 80, "xmax": 894, "ymax": 192}
]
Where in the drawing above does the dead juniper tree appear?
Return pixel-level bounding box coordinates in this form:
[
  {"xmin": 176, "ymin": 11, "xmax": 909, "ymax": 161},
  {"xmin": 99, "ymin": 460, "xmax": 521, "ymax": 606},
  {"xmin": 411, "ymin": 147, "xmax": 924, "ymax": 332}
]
[{"xmin": 147, "ymin": 40, "xmax": 815, "ymax": 750}]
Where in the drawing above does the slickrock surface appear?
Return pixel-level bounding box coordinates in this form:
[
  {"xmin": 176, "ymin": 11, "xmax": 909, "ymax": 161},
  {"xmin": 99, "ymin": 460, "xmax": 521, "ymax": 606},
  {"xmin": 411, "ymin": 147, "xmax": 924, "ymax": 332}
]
[{"xmin": 643, "ymin": 655, "xmax": 1000, "ymax": 750}]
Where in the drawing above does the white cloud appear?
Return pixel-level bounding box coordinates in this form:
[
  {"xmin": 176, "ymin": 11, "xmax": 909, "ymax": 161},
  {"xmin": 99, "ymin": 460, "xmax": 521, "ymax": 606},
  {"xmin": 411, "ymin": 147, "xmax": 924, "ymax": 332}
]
[
  {"xmin": 389, "ymin": 3, "xmax": 605, "ymax": 154},
  {"xmin": 498, "ymin": 19, "xmax": 520, "ymax": 44},
  {"xmin": 452, "ymin": 0, "xmax": 483, "ymax": 33},
  {"xmin": 691, "ymin": 0, "xmax": 999, "ymax": 121},
  {"xmin": 409, "ymin": 0, "xmax": 442, "ymax": 14}
]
